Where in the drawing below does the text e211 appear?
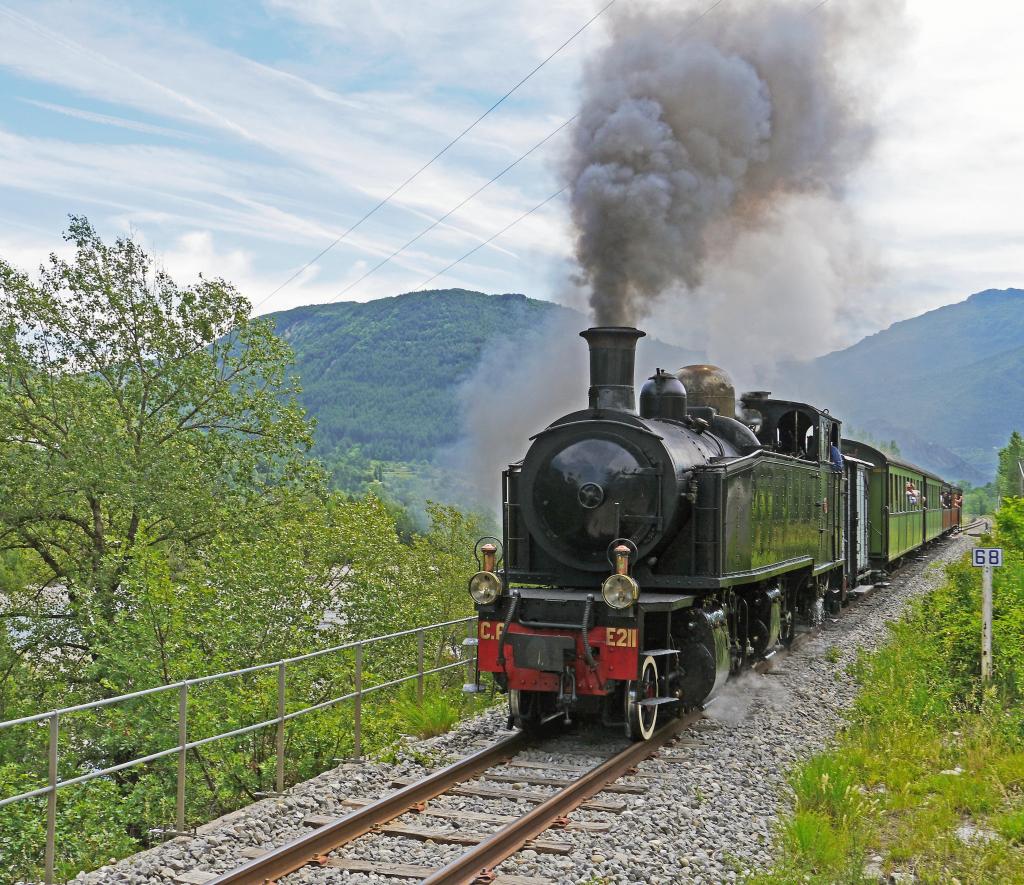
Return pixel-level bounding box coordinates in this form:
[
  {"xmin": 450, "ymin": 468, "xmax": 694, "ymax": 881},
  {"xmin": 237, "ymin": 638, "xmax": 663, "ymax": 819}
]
[{"xmin": 972, "ymin": 547, "xmax": 1003, "ymax": 568}]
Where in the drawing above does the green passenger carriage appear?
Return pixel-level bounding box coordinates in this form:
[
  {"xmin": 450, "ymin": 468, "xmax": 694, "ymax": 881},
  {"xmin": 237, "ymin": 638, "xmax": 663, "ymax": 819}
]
[{"xmin": 841, "ymin": 439, "xmax": 961, "ymax": 567}]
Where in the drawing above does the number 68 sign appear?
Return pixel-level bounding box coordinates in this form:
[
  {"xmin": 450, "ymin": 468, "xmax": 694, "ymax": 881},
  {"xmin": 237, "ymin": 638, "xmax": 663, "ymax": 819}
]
[{"xmin": 973, "ymin": 547, "xmax": 1003, "ymax": 568}]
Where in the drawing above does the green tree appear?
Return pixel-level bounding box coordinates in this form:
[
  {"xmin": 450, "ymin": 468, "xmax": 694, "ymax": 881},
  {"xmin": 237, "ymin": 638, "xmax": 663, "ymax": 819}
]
[
  {"xmin": 0, "ymin": 217, "xmax": 318, "ymax": 684},
  {"xmin": 960, "ymin": 480, "xmax": 997, "ymax": 518},
  {"xmin": 996, "ymin": 430, "xmax": 1024, "ymax": 500},
  {"xmin": 0, "ymin": 221, "xmax": 486, "ymax": 880}
]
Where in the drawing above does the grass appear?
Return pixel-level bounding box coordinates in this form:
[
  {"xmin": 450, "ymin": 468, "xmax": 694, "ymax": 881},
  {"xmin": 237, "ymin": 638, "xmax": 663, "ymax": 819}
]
[
  {"xmin": 783, "ymin": 811, "xmax": 852, "ymax": 871},
  {"xmin": 396, "ymin": 694, "xmax": 462, "ymax": 738},
  {"xmin": 394, "ymin": 684, "xmax": 471, "ymax": 739},
  {"xmin": 747, "ymin": 505, "xmax": 1024, "ymax": 884},
  {"xmin": 995, "ymin": 810, "xmax": 1024, "ymax": 845}
]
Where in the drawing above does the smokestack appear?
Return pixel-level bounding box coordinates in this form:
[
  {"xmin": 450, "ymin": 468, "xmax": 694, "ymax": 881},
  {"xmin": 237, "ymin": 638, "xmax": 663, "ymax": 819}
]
[{"xmin": 580, "ymin": 326, "xmax": 646, "ymax": 412}]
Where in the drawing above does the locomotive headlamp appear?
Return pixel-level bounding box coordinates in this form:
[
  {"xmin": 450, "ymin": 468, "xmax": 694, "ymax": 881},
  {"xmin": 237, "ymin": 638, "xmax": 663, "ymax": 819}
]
[
  {"xmin": 601, "ymin": 573, "xmax": 639, "ymax": 609},
  {"xmin": 469, "ymin": 570, "xmax": 502, "ymax": 605}
]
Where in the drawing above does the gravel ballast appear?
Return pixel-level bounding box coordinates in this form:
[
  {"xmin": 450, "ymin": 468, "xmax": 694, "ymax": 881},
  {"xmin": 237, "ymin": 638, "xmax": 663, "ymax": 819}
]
[{"xmin": 70, "ymin": 535, "xmax": 970, "ymax": 885}]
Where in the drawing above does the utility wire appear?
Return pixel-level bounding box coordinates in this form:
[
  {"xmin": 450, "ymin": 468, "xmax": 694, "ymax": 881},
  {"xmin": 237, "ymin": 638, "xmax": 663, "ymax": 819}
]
[
  {"xmin": 329, "ymin": 115, "xmax": 576, "ymax": 302},
  {"xmin": 254, "ymin": 0, "xmax": 616, "ymax": 311},
  {"xmin": 332, "ymin": 0, "xmax": 738, "ymax": 302},
  {"xmin": 404, "ymin": 0, "xmax": 731, "ymax": 294},
  {"xmin": 412, "ymin": 187, "xmax": 567, "ymax": 292}
]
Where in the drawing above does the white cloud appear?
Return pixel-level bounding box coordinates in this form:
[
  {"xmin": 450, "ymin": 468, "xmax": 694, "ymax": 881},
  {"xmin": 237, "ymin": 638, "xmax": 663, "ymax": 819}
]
[
  {"xmin": 0, "ymin": 0, "xmax": 583, "ymax": 315},
  {"xmin": 264, "ymin": 0, "xmax": 606, "ymax": 95},
  {"xmin": 0, "ymin": 0, "xmax": 1020, "ymax": 342},
  {"xmin": 847, "ymin": 0, "xmax": 1024, "ymax": 325},
  {"xmin": 19, "ymin": 99, "xmax": 207, "ymax": 141},
  {"xmin": 0, "ymin": 4, "xmax": 258, "ymax": 140}
]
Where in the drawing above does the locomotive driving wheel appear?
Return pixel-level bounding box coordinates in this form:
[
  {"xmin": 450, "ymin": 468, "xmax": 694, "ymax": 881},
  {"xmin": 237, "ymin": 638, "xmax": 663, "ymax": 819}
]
[
  {"xmin": 781, "ymin": 590, "xmax": 796, "ymax": 647},
  {"xmin": 625, "ymin": 655, "xmax": 659, "ymax": 741}
]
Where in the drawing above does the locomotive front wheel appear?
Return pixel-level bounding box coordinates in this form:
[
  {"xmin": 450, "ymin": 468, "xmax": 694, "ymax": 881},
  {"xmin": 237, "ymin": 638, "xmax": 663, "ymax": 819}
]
[
  {"xmin": 626, "ymin": 655, "xmax": 659, "ymax": 741},
  {"xmin": 510, "ymin": 689, "xmax": 551, "ymax": 733}
]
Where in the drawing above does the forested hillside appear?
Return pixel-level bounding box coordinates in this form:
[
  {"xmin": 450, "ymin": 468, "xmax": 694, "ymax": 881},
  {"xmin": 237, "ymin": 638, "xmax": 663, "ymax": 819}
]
[
  {"xmin": 266, "ymin": 289, "xmax": 699, "ymax": 470},
  {"xmin": 266, "ymin": 286, "xmax": 1022, "ymax": 496},
  {"xmin": 267, "ymin": 290, "xmax": 573, "ymax": 462},
  {"xmin": 780, "ymin": 288, "xmax": 1024, "ymax": 482}
]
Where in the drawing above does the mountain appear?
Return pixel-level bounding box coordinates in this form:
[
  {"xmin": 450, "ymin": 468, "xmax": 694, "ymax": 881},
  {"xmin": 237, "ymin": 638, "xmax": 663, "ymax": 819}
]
[
  {"xmin": 778, "ymin": 288, "xmax": 1024, "ymax": 483},
  {"xmin": 266, "ymin": 288, "xmax": 701, "ymax": 465},
  {"xmin": 266, "ymin": 286, "xmax": 1022, "ymax": 496}
]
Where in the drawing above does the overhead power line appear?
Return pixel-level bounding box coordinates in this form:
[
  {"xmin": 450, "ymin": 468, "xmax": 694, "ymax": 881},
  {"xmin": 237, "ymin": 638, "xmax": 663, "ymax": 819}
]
[
  {"xmin": 254, "ymin": 0, "xmax": 616, "ymax": 311},
  {"xmin": 412, "ymin": 187, "xmax": 568, "ymax": 292},
  {"xmin": 403, "ymin": 0, "xmax": 732, "ymax": 294},
  {"xmin": 329, "ymin": 115, "xmax": 576, "ymax": 303}
]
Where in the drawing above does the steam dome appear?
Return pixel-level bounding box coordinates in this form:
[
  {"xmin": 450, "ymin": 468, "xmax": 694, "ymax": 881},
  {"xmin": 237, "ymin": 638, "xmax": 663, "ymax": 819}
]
[{"xmin": 675, "ymin": 365, "xmax": 736, "ymax": 417}]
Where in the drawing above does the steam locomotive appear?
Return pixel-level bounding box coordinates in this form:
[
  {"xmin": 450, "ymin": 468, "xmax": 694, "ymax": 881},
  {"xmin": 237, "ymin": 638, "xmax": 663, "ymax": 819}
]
[{"xmin": 468, "ymin": 326, "xmax": 961, "ymax": 740}]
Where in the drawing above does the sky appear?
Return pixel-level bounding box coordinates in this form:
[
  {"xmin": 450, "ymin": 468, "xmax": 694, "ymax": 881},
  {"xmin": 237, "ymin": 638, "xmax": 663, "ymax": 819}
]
[{"xmin": 0, "ymin": 0, "xmax": 1021, "ymax": 355}]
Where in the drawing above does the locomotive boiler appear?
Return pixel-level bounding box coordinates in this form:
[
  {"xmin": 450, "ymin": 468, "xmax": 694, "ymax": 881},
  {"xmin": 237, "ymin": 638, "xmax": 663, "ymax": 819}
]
[{"xmin": 470, "ymin": 326, "xmax": 850, "ymax": 739}]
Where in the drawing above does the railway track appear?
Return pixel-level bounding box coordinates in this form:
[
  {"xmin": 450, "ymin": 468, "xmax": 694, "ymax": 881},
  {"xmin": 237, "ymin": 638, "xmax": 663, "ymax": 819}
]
[
  {"xmin": 202, "ymin": 708, "xmax": 700, "ymax": 885},
  {"xmin": 199, "ymin": 629, "xmax": 825, "ymax": 885},
  {"xmin": 192, "ymin": 535, "xmax": 969, "ymax": 885}
]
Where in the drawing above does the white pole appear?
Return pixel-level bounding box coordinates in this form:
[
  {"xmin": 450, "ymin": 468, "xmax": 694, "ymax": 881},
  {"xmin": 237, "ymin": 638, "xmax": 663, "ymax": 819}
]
[{"xmin": 981, "ymin": 565, "xmax": 993, "ymax": 684}]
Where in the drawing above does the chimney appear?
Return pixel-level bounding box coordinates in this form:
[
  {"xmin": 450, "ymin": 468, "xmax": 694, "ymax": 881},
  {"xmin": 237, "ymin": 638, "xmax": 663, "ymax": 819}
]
[{"xmin": 579, "ymin": 326, "xmax": 646, "ymax": 412}]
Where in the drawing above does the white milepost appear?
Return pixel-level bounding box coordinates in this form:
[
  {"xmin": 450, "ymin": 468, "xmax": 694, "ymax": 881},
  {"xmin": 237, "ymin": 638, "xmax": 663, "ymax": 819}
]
[{"xmin": 972, "ymin": 547, "xmax": 1003, "ymax": 684}]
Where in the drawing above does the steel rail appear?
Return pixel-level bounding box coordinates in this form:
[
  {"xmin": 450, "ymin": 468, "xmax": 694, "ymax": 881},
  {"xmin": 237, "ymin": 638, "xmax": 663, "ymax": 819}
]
[
  {"xmin": 205, "ymin": 731, "xmax": 529, "ymax": 885},
  {"xmin": 174, "ymin": 551, "xmax": 964, "ymax": 883},
  {"xmin": 424, "ymin": 619, "xmax": 826, "ymax": 884},
  {"xmin": 421, "ymin": 711, "xmax": 702, "ymax": 885}
]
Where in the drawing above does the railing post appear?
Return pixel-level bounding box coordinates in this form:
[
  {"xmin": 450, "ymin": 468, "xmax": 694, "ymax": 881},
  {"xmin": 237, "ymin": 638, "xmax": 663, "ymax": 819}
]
[
  {"xmin": 276, "ymin": 662, "xmax": 286, "ymax": 793},
  {"xmin": 176, "ymin": 684, "xmax": 187, "ymax": 834},
  {"xmin": 982, "ymin": 565, "xmax": 993, "ymax": 684},
  {"xmin": 416, "ymin": 629, "xmax": 425, "ymax": 703},
  {"xmin": 45, "ymin": 712, "xmax": 58, "ymax": 885},
  {"xmin": 463, "ymin": 619, "xmax": 477, "ymax": 691},
  {"xmin": 353, "ymin": 643, "xmax": 363, "ymax": 758}
]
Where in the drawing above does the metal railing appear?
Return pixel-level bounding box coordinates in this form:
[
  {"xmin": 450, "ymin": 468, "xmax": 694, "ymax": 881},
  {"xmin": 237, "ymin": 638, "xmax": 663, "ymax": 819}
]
[{"xmin": 0, "ymin": 616, "xmax": 478, "ymax": 884}]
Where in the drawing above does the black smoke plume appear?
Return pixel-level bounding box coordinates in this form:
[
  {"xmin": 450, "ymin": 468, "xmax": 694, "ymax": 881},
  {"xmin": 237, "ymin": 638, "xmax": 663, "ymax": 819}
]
[{"xmin": 564, "ymin": 0, "xmax": 901, "ymax": 327}]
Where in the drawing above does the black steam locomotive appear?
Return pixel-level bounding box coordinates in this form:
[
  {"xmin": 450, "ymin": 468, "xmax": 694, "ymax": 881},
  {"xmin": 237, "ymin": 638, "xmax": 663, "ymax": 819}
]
[{"xmin": 469, "ymin": 326, "xmax": 960, "ymax": 739}]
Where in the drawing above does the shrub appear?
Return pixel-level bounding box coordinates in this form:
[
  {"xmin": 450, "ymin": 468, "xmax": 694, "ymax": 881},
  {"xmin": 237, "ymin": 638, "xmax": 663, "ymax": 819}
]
[{"xmin": 395, "ymin": 690, "xmax": 464, "ymax": 739}]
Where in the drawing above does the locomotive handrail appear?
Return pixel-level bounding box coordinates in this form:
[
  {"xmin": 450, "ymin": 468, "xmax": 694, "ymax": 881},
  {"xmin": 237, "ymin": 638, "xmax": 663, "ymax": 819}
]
[
  {"xmin": 706, "ymin": 449, "xmax": 762, "ymax": 470},
  {"xmin": 0, "ymin": 615, "xmax": 478, "ymax": 885}
]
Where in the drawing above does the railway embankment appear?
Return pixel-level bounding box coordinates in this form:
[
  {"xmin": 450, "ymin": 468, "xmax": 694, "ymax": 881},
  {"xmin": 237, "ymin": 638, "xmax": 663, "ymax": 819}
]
[
  {"xmin": 752, "ymin": 507, "xmax": 1024, "ymax": 885},
  {"xmin": 62, "ymin": 534, "xmax": 975, "ymax": 885}
]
